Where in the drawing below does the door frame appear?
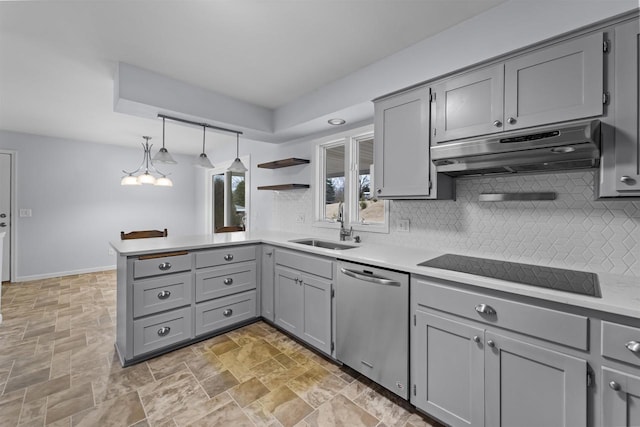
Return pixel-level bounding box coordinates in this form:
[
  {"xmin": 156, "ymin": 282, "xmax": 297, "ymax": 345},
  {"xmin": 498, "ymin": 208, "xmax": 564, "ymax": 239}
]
[
  {"xmin": 0, "ymin": 149, "xmax": 17, "ymax": 283},
  {"xmin": 203, "ymin": 155, "xmax": 251, "ymax": 234}
]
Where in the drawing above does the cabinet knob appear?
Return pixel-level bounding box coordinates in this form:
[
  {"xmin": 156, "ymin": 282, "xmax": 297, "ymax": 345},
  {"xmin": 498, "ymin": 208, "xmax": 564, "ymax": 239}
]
[
  {"xmin": 626, "ymin": 341, "xmax": 640, "ymax": 353},
  {"xmin": 223, "ymin": 278, "xmax": 233, "ymax": 285},
  {"xmin": 472, "ymin": 335, "xmax": 480, "ymax": 343},
  {"xmin": 377, "ymin": 189, "xmax": 382, "ymax": 194},
  {"xmin": 223, "ymin": 309, "xmax": 233, "ymax": 317},
  {"xmin": 475, "ymin": 304, "xmax": 496, "ymax": 315},
  {"xmin": 507, "ymin": 117, "xmax": 517, "ymax": 125},
  {"xmin": 609, "ymin": 381, "xmax": 621, "ymax": 391},
  {"xmin": 493, "ymin": 120, "xmax": 502, "ymax": 128},
  {"xmin": 157, "ymin": 326, "xmax": 171, "ymax": 337},
  {"xmin": 224, "ymin": 254, "xmax": 234, "ymax": 261},
  {"xmin": 487, "ymin": 340, "xmax": 495, "ymax": 348},
  {"xmin": 157, "ymin": 290, "xmax": 171, "ymax": 300},
  {"xmin": 620, "ymin": 176, "xmax": 636, "ymax": 185},
  {"xmin": 158, "ymin": 262, "xmax": 172, "ymax": 271}
]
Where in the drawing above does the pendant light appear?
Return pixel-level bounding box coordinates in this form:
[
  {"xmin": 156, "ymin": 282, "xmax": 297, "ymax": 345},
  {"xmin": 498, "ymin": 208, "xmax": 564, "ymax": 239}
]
[
  {"xmin": 194, "ymin": 125, "xmax": 214, "ymax": 168},
  {"xmin": 121, "ymin": 136, "xmax": 173, "ymax": 186},
  {"xmin": 152, "ymin": 117, "xmax": 177, "ymax": 164},
  {"xmin": 228, "ymin": 133, "xmax": 248, "ymax": 173}
]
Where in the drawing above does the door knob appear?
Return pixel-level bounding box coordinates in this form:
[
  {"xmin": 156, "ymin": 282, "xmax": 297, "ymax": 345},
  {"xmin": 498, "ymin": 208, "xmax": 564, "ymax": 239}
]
[
  {"xmin": 609, "ymin": 381, "xmax": 621, "ymax": 391},
  {"xmin": 472, "ymin": 336, "xmax": 480, "ymax": 343},
  {"xmin": 487, "ymin": 340, "xmax": 495, "ymax": 348},
  {"xmin": 493, "ymin": 120, "xmax": 502, "ymax": 128},
  {"xmin": 507, "ymin": 117, "xmax": 517, "ymax": 125}
]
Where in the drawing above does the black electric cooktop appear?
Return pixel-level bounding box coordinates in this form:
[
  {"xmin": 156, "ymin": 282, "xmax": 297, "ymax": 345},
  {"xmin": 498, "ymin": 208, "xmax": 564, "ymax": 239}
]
[{"xmin": 418, "ymin": 254, "xmax": 601, "ymax": 298}]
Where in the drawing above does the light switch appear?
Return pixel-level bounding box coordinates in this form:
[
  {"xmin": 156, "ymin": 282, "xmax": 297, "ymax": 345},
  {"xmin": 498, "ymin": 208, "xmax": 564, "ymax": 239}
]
[
  {"xmin": 397, "ymin": 219, "xmax": 410, "ymax": 232},
  {"xmin": 19, "ymin": 208, "xmax": 32, "ymax": 217}
]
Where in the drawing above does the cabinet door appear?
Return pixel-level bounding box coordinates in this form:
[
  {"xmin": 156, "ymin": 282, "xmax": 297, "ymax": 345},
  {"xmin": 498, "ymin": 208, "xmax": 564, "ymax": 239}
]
[
  {"xmin": 261, "ymin": 245, "xmax": 275, "ymax": 322},
  {"xmin": 412, "ymin": 311, "xmax": 484, "ymax": 427},
  {"xmin": 300, "ymin": 273, "xmax": 332, "ymax": 355},
  {"xmin": 373, "ymin": 87, "xmax": 432, "ymax": 198},
  {"xmin": 504, "ymin": 32, "xmax": 604, "ymax": 131},
  {"xmin": 613, "ymin": 20, "xmax": 640, "ymax": 193},
  {"xmin": 602, "ymin": 367, "xmax": 640, "ymax": 427},
  {"xmin": 274, "ymin": 266, "xmax": 303, "ymax": 335},
  {"xmin": 432, "ymin": 64, "xmax": 504, "ymax": 143},
  {"xmin": 485, "ymin": 332, "xmax": 586, "ymax": 427}
]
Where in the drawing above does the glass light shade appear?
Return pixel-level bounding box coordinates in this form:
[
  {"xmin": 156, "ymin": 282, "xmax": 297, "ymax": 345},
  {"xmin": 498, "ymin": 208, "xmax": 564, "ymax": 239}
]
[
  {"xmin": 155, "ymin": 176, "xmax": 173, "ymax": 187},
  {"xmin": 152, "ymin": 148, "xmax": 177, "ymax": 164},
  {"xmin": 228, "ymin": 158, "xmax": 248, "ymax": 173},
  {"xmin": 120, "ymin": 175, "xmax": 140, "ymax": 186},
  {"xmin": 194, "ymin": 153, "xmax": 214, "ymax": 169},
  {"xmin": 137, "ymin": 173, "xmax": 157, "ymax": 185}
]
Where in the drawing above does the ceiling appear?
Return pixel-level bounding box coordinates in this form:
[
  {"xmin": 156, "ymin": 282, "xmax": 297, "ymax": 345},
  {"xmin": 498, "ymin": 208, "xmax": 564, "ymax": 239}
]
[{"xmin": 0, "ymin": 0, "xmax": 505, "ymax": 154}]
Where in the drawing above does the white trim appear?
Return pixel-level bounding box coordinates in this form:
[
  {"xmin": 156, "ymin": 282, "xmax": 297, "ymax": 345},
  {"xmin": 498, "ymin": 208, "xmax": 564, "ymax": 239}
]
[
  {"xmin": 0, "ymin": 149, "xmax": 17, "ymax": 282},
  {"xmin": 15, "ymin": 265, "xmax": 116, "ymax": 282},
  {"xmin": 203, "ymin": 155, "xmax": 251, "ymax": 234}
]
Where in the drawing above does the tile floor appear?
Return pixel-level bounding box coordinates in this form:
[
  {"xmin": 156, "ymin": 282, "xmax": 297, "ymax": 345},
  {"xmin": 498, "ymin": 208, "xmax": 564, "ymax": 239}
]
[{"xmin": 0, "ymin": 271, "xmax": 443, "ymax": 427}]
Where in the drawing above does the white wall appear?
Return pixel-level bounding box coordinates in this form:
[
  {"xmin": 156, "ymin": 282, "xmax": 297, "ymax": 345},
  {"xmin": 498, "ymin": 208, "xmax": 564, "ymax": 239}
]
[{"xmin": 0, "ymin": 130, "xmax": 199, "ymax": 281}]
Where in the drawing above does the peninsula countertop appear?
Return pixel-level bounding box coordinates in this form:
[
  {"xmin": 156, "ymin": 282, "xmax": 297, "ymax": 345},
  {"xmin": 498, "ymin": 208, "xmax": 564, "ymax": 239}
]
[{"xmin": 111, "ymin": 230, "xmax": 640, "ymax": 319}]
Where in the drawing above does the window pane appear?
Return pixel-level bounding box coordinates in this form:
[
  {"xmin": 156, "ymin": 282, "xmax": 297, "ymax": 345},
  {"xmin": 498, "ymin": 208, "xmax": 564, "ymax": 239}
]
[
  {"xmin": 230, "ymin": 172, "xmax": 245, "ymax": 227},
  {"xmin": 213, "ymin": 174, "xmax": 225, "ymax": 231},
  {"xmin": 356, "ymin": 137, "xmax": 384, "ymax": 224},
  {"xmin": 324, "ymin": 144, "xmax": 345, "ymax": 221}
]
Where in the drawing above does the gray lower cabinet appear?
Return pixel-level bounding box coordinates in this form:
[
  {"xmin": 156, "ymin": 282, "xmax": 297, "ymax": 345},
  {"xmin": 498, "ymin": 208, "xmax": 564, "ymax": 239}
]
[
  {"xmin": 411, "ymin": 276, "xmax": 588, "ymax": 427},
  {"xmin": 602, "ymin": 367, "xmax": 640, "ymax": 426},
  {"xmin": 195, "ymin": 290, "xmax": 256, "ymax": 336},
  {"xmin": 274, "ymin": 249, "xmax": 333, "ymax": 355},
  {"xmin": 261, "ymin": 245, "xmax": 275, "ymax": 322},
  {"xmin": 600, "ymin": 17, "xmax": 640, "ymax": 197},
  {"xmin": 373, "ymin": 86, "xmax": 453, "ymax": 200},
  {"xmin": 133, "ymin": 306, "xmax": 193, "ymax": 357}
]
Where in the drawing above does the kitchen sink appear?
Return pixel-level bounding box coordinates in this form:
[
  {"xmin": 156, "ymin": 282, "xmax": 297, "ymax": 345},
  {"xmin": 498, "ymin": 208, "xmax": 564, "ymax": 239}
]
[{"xmin": 290, "ymin": 238, "xmax": 357, "ymax": 250}]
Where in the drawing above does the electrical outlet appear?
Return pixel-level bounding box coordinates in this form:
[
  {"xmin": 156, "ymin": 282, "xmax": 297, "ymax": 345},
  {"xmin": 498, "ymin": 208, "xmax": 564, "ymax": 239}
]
[
  {"xmin": 295, "ymin": 212, "xmax": 305, "ymax": 223},
  {"xmin": 108, "ymin": 248, "xmax": 116, "ymax": 256},
  {"xmin": 397, "ymin": 219, "xmax": 410, "ymax": 232},
  {"xmin": 19, "ymin": 208, "xmax": 32, "ymax": 217}
]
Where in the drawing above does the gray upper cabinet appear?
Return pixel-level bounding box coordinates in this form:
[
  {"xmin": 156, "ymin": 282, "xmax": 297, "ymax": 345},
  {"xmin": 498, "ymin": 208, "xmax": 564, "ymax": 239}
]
[
  {"xmin": 603, "ymin": 18, "xmax": 640, "ymax": 196},
  {"xmin": 373, "ymin": 87, "xmax": 453, "ymax": 200},
  {"xmin": 602, "ymin": 367, "xmax": 640, "ymax": 427},
  {"xmin": 432, "ymin": 64, "xmax": 504, "ymax": 143},
  {"xmin": 503, "ymin": 31, "xmax": 604, "ymax": 131},
  {"xmin": 432, "ymin": 31, "xmax": 604, "ymax": 144}
]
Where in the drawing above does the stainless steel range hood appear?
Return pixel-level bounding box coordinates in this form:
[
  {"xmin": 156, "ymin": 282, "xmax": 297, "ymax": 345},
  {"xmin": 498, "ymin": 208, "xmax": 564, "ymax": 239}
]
[{"xmin": 430, "ymin": 119, "xmax": 601, "ymax": 177}]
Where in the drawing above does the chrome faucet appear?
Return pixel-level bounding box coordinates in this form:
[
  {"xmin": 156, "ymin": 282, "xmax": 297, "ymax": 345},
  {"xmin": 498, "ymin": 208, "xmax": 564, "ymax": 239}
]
[{"xmin": 337, "ymin": 202, "xmax": 352, "ymax": 241}]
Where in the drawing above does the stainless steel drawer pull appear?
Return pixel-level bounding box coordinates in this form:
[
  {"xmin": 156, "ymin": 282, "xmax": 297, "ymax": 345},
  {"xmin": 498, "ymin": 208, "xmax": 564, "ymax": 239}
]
[
  {"xmin": 158, "ymin": 262, "xmax": 172, "ymax": 271},
  {"xmin": 609, "ymin": 381, "xmax": 621, "ymax": 391},
  {"xmin": 157, "ymin": 326, "xmax": 171, "ymax": 336},
  {"xmin": 620, "ymin": 176, "xmax": 635, "ymax": 184},
  {"xmin": 224, "ymin": 254, "xmax": 234, "ymax": 261},
  {"xmin": 157, "ymin": 290, "xmax": 171, "ymax": 299},
  {"xmin": 223, "ymin": 309, "xmax": 233, "ymax": 317},
  {"xmin": 340, "ymin": 268, "xmax": 400, "ymax": 286},
  {"xmin": 475, "ymin": 304, "xmax": 496, "ymax": 315},
  {"xmin": 223, "ymin": 278, "xmax": 233, "ymax": 285},
  {"xmin": 625, "ymin": 341, "xmax": 640, "ymax": 353}
]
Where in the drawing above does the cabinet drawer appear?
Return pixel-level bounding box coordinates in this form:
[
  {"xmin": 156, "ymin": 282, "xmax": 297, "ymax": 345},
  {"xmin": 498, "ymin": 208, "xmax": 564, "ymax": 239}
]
[
  {"xmin": 133, "ymin": 253, "xmax": 191, "ymax": 279},
  {"xmin": 602, "ymin": 322, "xmax": 640, "ymax": 368},
  {"xmin": 195, "ymin": 262, "xmax": 256, "ymax": 303},
  {"xmin": 133, "ymin": 307, "xmax": 192, "ymax": 357},
  {"xmin": 275, "ymin": 249, "xmax": 333, "ymax": 279},
  {"xmin": 195, "ymin": 290, "xmax": 256, "ymax": 336},
  {"xmin": 413, "ymin": 277, "xmax": 588, "ymax": 351},
  {"xmin": 195, "ymin": 245, "xmax": 256, "ymax": 269},
  {"xmin": 133, "ymin": 273, "xmax": 192, "ymax": 318}
]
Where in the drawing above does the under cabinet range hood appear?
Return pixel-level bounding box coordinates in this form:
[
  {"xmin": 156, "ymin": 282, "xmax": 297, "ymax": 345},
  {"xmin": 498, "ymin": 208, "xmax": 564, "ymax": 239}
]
[{"xmin": 431, "ymin": 119, "xmax": 601, "ymax": 177}]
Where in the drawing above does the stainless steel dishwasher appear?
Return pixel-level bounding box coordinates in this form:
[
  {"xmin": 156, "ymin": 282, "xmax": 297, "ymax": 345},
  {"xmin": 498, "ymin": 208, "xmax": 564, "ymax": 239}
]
[{"xmin": 336, "ymin": 260, "xmax": 409, "ymax": 399}]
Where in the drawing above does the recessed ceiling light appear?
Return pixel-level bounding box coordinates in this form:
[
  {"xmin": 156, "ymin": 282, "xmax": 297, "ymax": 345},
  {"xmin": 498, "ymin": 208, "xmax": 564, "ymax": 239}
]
[{"xmin": 328, "ymin": 118, "xmax": 346, "ymax": 126}]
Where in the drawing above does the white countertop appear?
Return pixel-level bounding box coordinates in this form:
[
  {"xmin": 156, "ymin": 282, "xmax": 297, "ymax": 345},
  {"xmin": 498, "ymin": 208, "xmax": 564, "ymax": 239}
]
[{"xmin": 111, "ymin": 231, "xmax": 640, "ymax": 319}]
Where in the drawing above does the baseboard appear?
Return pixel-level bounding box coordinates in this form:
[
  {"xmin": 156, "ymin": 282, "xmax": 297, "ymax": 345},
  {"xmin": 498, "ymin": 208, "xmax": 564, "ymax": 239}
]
[{"xmin": 15, "ymin": 265, "xmax": 116, "ymax": 282}]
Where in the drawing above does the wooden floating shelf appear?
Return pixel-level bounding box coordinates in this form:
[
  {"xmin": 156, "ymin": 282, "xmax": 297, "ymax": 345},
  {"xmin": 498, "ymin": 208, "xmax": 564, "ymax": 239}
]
[
  {"xmin": 257, "ymin": 158, "xmax": 310, "ymax": 169},
  {"xmin": 257, "ymin": 184, "xmax": 310, "ymax": 191}
]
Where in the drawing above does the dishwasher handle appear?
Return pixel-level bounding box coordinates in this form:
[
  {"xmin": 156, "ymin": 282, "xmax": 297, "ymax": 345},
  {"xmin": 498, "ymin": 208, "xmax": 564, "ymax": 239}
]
[{"xmin": 340, "ymin": 268, "xmax": 401, "ymax": 286}]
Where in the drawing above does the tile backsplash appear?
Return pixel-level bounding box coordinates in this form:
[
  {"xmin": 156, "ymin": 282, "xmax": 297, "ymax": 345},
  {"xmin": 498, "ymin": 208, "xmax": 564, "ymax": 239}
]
[{"xmin": 271, "ymin": 171, "xmax": 640, "ymax": 277}]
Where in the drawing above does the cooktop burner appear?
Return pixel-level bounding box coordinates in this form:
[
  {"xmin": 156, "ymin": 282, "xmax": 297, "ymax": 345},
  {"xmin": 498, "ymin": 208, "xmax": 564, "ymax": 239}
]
[{"xmin": 418, "ymin": 254, "xmax": 601, "ymax": 298}]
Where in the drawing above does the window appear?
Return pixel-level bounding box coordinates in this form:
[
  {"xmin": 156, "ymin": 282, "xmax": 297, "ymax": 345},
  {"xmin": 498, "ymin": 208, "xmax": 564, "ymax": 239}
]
[
  {"xmin": 314, "ymin": 126, "xmax": 388, "ymax": 233},
  {"xmin": 204, "ymin": 156, "xmax": 250, "ymax": 234}
]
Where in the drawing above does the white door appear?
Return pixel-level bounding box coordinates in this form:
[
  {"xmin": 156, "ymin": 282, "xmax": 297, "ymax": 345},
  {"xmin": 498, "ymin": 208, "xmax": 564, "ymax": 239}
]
[{"xmin": 0, "ymin": 153, "xmax": 10, "ymax": 281}]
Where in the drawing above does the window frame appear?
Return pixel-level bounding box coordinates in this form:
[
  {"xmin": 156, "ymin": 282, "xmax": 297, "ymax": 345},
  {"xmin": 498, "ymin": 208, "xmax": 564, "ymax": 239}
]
[
  {"xmin": 204, "ymin": 155, "xmax": 251, "ymax": 234},
  {"xmin": 313, "ymin": 125, "xmax": 389, "ymax": 234}
]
